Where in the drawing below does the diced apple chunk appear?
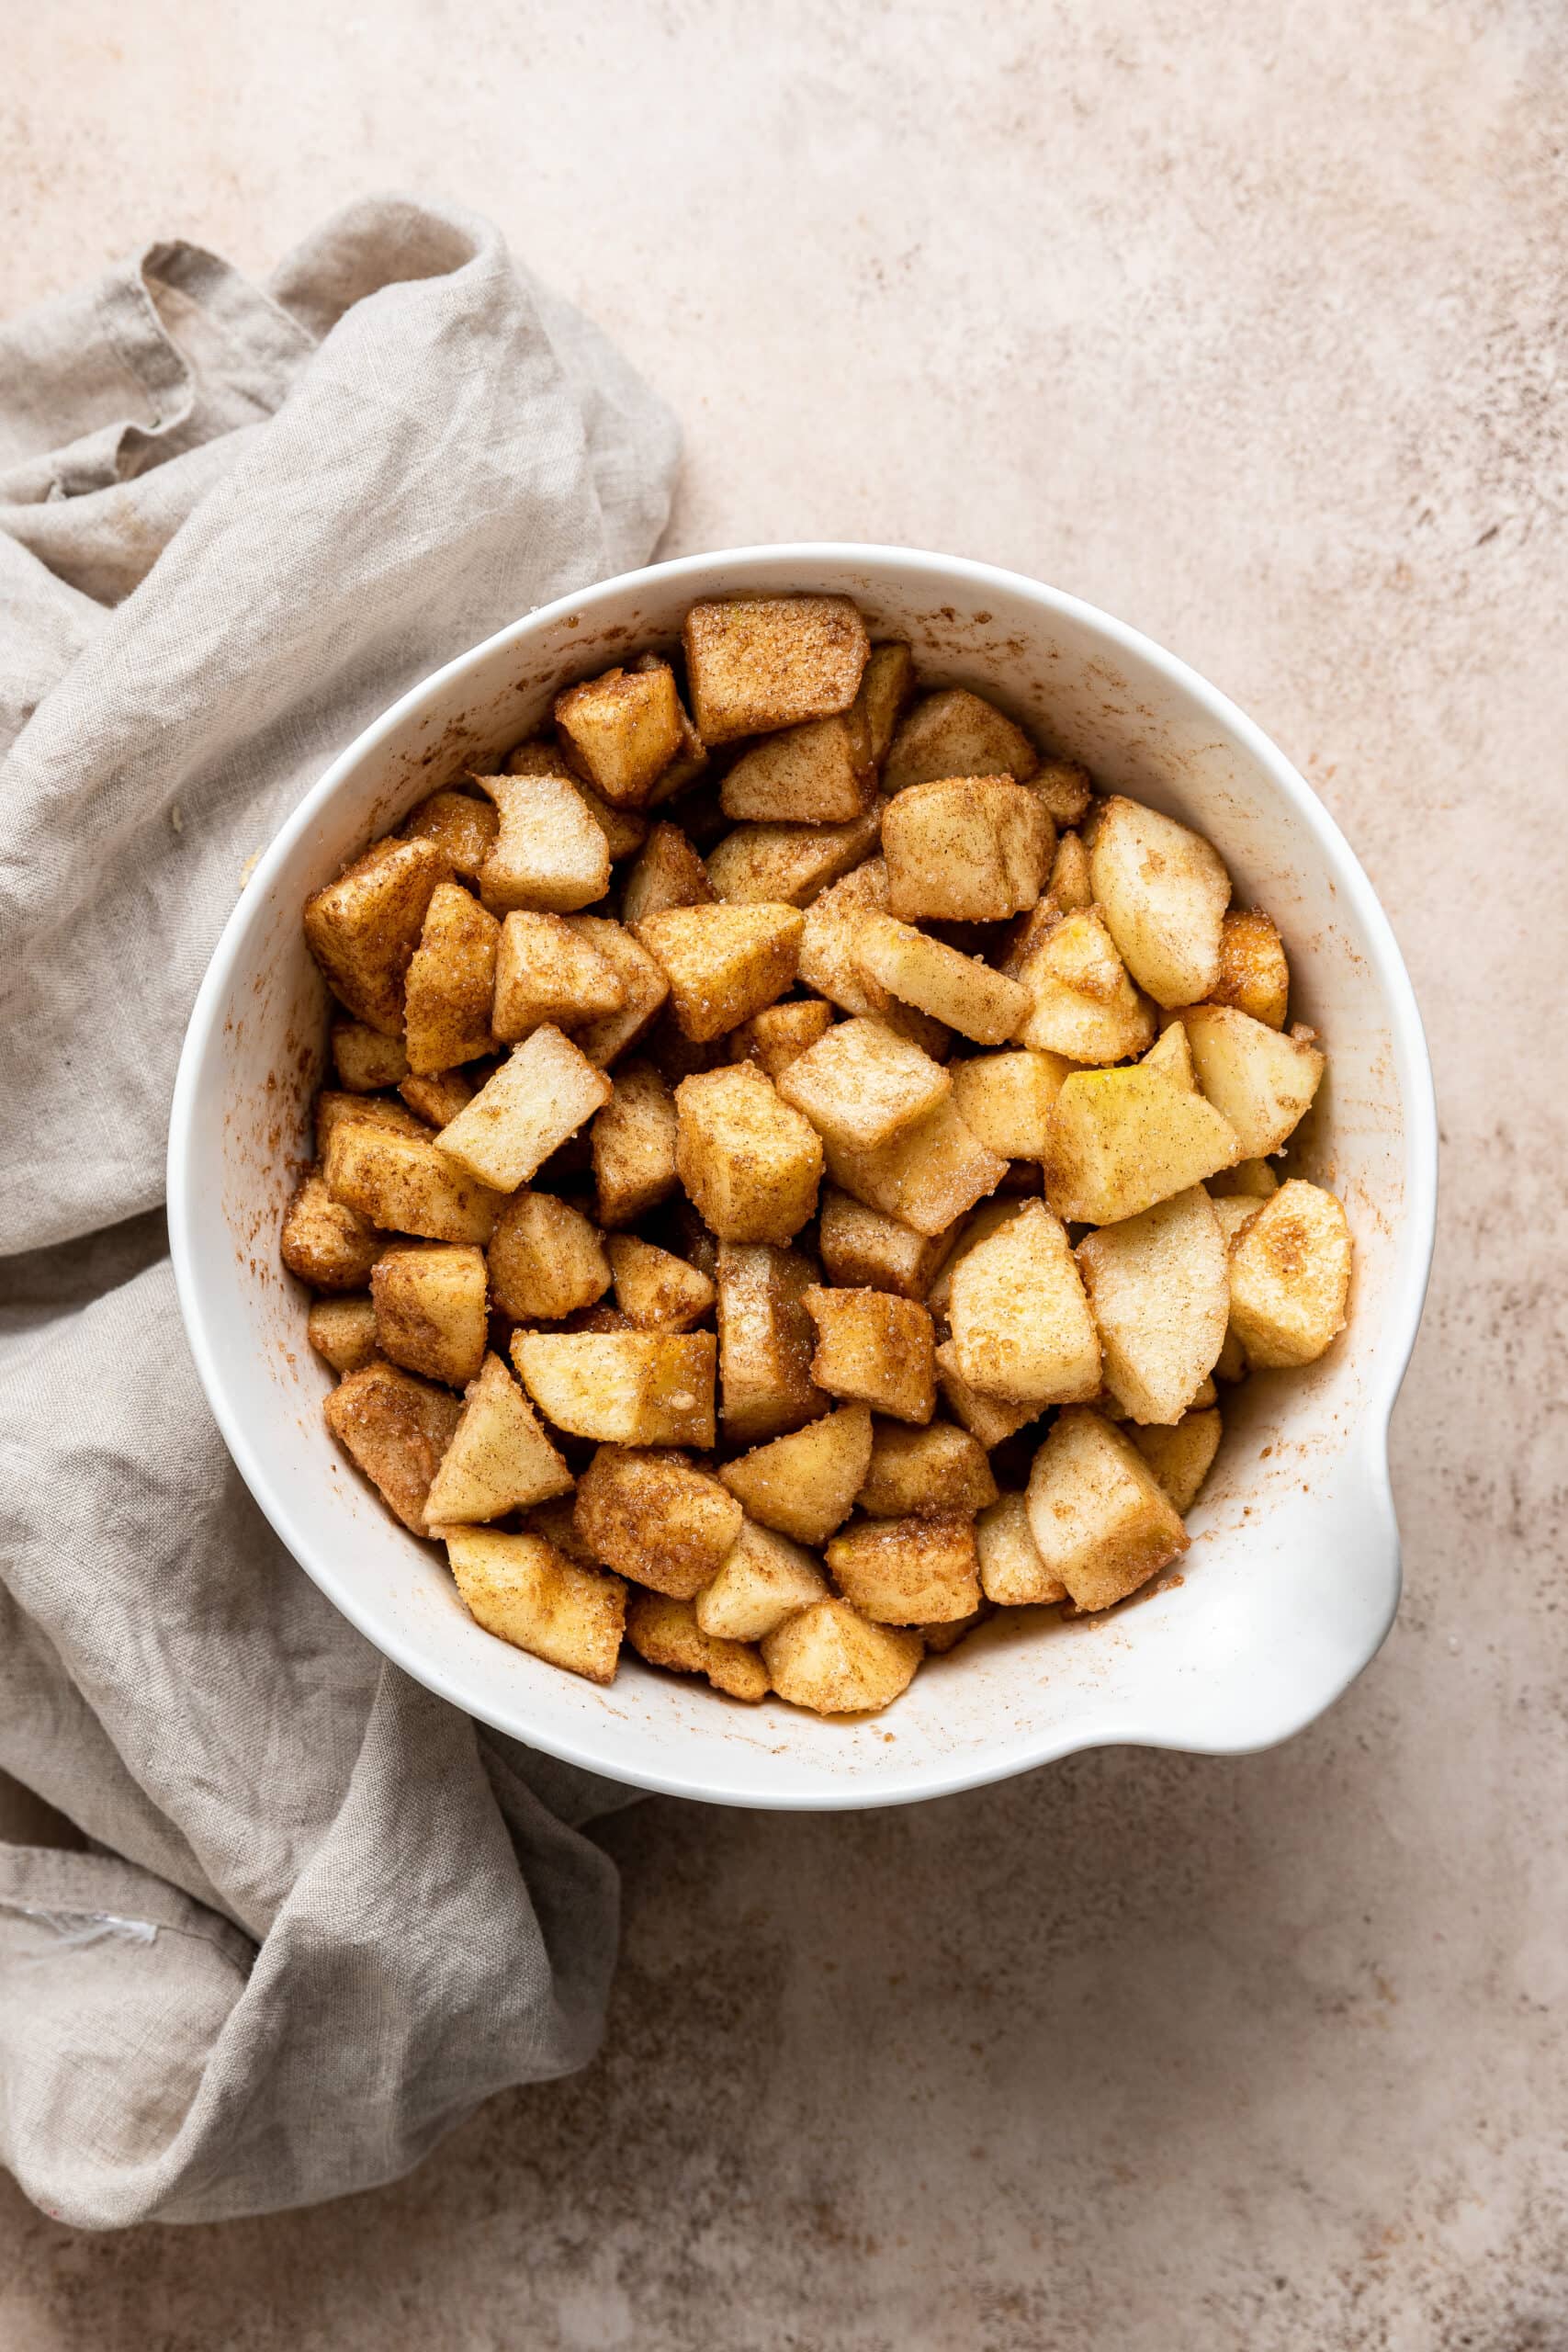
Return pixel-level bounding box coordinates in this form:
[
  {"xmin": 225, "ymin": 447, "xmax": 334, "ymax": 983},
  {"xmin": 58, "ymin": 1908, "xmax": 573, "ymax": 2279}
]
[
  {"xmin": 573, "ymin": 1445, "xmax": 743, "ymax": 1598},
  {"xmin": 933, "ymin": 1340, "xmax": 1038, "ymax": 1449},
  {"xmin": 399, "ymin": 1070, "xmax": 473, "ymax": 1128},
  {"xmin": 857, "ymin": 1419, "xmax": 998, "ymax": 1520},
  {"xmin": 694, "ymin": 1519, "xmax": 829, "ymax": 1642},
  {"xmin": 1181, "ymin": 1005, "xmax": 1325, "ymax": 1158},
  {"xmin": 1075, "ymin": 1187, "xmax": 1229, "ymax": 1423},
  {"xmin": 625, "ymin": 1591, "xmax": 769, "ymax": 1702},
  {"xmin": 636, "ymin": 902, "xmax": 804, "ymax": 1043},
  {"xmin": 804, "ymin": 1286, "xmax": 936, "ymax": 1424},
  {"xmin": 592, "ymin": 1059, "xmax": 679, "ymax": 1227},
  {"xmin": 883, "ymin": 687, "xmax": 1039, "ymax": 795},
  {"xmin": 817, "ymin": 1187, "xmax": 957, "ymax": 1300},
  {"xmin": 477, "ymin": 774, "xmax": 611, "ymax": 913},
  {"xmin": 608, "ymin": 1233, "xmax": 716, "ymax": 1331},
  {"xmin": 947, "ymin": 1049, "xmax": 1069, "ymax": 1159},
  {"xmin": 306, "ymin": 1294, "xmax": 380, "ymax": 1374},
  {"xmin": 1210, "ymin": 910, "xmax": 1290, "ymax": 1029},
  {"xmin": 762, "ymin": 1599, "xmax": 922, "ymax": 1714},
  {"xmin": 775, "ymin": 1014, "xmax": 951, "ymax": 1152},
  {"xmin": 1226, "ymin": 1180, "xmax": 1352, "ymax": 1367},
  {"xmin": 975, "ymin": 1490, "xmax": 1066, "ymax": 1605},
  {"xmin": 720, "ymin": 709, "xmax": 877, "ymax": 824},
  {"xmin": 1141, "ymin": 1019, "xmax": 1196, "ymax": 1091},
  {"xmin": 304, "ymin": 836, "xmax": 450, "ymax": 1035},
  {"xmin": 423, "ymin": 1352, "xmax": 574, "ymax": 1524},
  {"xmin": 512, "ymin": 1330, "xmax": 716, "ymax": 1447},
  {"xmin": 1031, "ymin": 760, "xmax": 1094, "ymax": 828},
  {"xmin": 282, "ymin": 1170, "xmax": 383, "ymax": 1291},
  {"xmin": 727, "ymin": 1000, "xmax": 835, "ymax": 1079},
  {"xmin": 1131, "ymin": 1408, "xmax": 1223, "ymax": 1514},
  {"xmin": 948, "ymin": 1198, "xmax": 1101, "ymax": 1406},
  {"xmin": 823, "ymin": 1093, "xmax": 1006, "ymax": 1237},
  {"xmin": 675, "ymin": 1063, "xmax": 822, "ymax": 1244},
  {"xmin": 718, "ymin": 1401, "xmax": 872, "ymax": 1544},
  {"xmin": 434, "ymin": 1025, "xmax": 611, "ymax": 1192},
  {"xmin": 400, "ymin": 786, "xmax": 500, "ymax": 881},
  {"xmin": 331, "ymin": 1019, "xmax": 409, "ymax": 1092},
  {"xmin": 854, "ymin": 641, "xmax": 916, "ymax": 763},
  {"xmin": 446, "ymin": 1529, "xmax": 625, "ymax": 1684},
  {"xmin": 1026, "ymin": 1406, "xmax": 1189, "ymax": 1612},
  {"xmin": 683, "ymin": 595, "xmax": 869, "ymax": 743},
  {"xmin": 1016, "ymin": 909, "xmax": 1156, "ymax": 1063},
  {"xmin": 371, "ymin": 1242, "xmax": 488, "ymax": 1386},
  {"xmin": 882, "ymin": 775, "xmax": 1051, "ymax": 922},
  {"xmin": 854, "ymin": 913, "xmax": 1028, "ymax": 1046},
  {"xmin": 1089, "ymin": 795, "xmax": 1231, "ymax": 1008},
  {"xmin": 402, "ymin": 883, "xmax": 499, "ymax": 1073},
  {"xmin": 486, "ymin": 1190, "xmax": 610, "ymax": 1322},
  {"xmin": 1208, "ymin": 1156, "xmax": 1280, "ymax": 1201},
  {"xmin": 715, "ymin": 1241, "xmax": 827, "ymax": 1444},
  {"xmin": 705, "ymin": 808, "xmax": 883, "ymax": 906},
  {"xmin": 323, "ymin": 1121, "xmax": 502, "ymax": 1245},
  {"xmin": 1043, "ymin": 1067, "xmax": 1240, "ymax": 1226},
  {"xmin": 563, "ymin": 916, "xmax": 671, "ymax": 1069},
  {"xmin": 491, "ymin": 911, "xmax": 625, "ymax": 1044},
  {"xmin": 554, "ymin": 661, "xmax": 683, "ymax": 808},
  {"xmin": 826, "ymin": 1513, "xmax": 981, "ymax": 1624},
  {"xmin": 619, "ymin": 820, "xmax": 716, "ymax": 927},
  {"xmin": 324, "ymin": 1359, "xmax": 462, "ymax": 1536}
]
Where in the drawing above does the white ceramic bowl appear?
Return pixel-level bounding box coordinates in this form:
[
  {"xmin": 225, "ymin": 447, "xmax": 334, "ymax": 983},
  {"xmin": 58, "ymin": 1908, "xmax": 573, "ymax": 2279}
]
[{"xmin": 168, "ymin": 546, "xmax": 1437, "ymax": 1810}]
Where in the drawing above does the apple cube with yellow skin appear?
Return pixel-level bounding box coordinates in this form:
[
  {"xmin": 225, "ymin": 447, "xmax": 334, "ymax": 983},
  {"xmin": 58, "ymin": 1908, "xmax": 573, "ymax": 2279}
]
[
  {"xmin": 446, "ymin": 1529, "xmax": 626, "ymax": 1685},
  {"xmin": 1181, "ymin": 1005, "xmax": 1325, "ymax": 1159},
  {"xmin": 947, "ymin": 1049, "xmax": 1069, "ymax": 1159},
  {"xmin": 324, "ymin": 1360, "xmax": 462, "ymax": 1537},
  {"xmin": 694, "ymin": 1519, "xmax": 829, "ymax": 1643},
  {"xmin": 625, "ymin": 1590, "xmax": 769, "ymax": 1702},
  {"xmin": 682, "ymin": 595, "xmax": 869, "ymax": 743},
  {"xmin": 1043, "ymin": 1066, "xmax": 1240, "ymax": 1227},
  {"xmin": 717, "ymin": 1401, "xmax": 871, "ymax": 1545},
  {"xmin": 1016, "ymin": 909, "xmax": 1156, "ymax": 1064},
  {"xmin": 826, "ymin": 1513, "xmax": 982, "ymax": 1625},
  {"xmin": 1131, "ymin": 1408, "xmax": 1224, "ymax": 1514},
  {"xmin": 761, "ymin": 1599, "xmax": 922, "ymax": 1715},
  {"xmin": 1089, "ymin": 795, "xmax": 1231, "ymax": 1009},
  {"xmin": 423, "ymin": 1352, "xmax": 574, "ymax": 1526},
  {"xmin": 1075, "ymin": 1186, "xmax": 1229, "ymax": 1425},
  {"xmin": 1025, "ymin": 1406, "xmax": 1189, "ymax": 1613},
  {"xmin": 512, "ymin": 1330, "xmax": 716, "ymax": 1448}
]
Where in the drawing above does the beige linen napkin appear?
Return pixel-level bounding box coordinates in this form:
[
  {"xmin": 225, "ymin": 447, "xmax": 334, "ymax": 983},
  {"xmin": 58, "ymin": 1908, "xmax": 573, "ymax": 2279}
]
[{"xmin": 0, "ymin": 197, "xmax": 680, "ymax": 2228}]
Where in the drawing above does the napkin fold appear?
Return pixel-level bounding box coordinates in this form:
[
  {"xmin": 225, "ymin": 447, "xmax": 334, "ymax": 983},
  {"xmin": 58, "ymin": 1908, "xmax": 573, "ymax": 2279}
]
[{"xmin": 0, "ymin": 196, "xmax": 681, "ymax": 2228}]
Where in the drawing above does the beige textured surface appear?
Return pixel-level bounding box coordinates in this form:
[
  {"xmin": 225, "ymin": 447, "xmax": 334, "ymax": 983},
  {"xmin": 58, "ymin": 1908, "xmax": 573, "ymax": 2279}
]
[{"xmin": 3, "ymin": 2, "xmax": 1564, "ymax": 2344}]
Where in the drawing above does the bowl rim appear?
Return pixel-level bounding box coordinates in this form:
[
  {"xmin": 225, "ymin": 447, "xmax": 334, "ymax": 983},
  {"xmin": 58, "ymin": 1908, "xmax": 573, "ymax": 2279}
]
[{"xmin": 168, "ymin": 542, "xmax": 1438, "ymax": 1809}]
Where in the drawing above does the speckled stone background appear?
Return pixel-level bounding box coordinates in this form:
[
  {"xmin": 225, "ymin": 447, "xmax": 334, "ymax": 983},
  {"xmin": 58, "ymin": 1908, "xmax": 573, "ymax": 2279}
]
[{"xmin": 4, "ymin": 4, "xmax": 1565, "ymax": 2345}]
